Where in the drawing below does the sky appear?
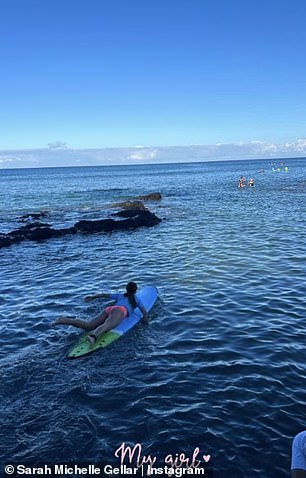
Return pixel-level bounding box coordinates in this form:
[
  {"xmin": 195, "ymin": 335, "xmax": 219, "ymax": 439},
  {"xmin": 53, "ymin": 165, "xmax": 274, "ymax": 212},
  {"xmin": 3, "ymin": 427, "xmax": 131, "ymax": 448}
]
[{"xmin": 1, "ymin": 0, "xmax": 306, "ymax": 167}]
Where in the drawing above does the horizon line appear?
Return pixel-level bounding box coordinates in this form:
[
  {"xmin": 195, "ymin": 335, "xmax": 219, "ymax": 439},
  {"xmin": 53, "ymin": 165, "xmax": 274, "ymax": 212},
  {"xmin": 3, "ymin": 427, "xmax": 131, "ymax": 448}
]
[{"xmin": 1, "ymin": 155, "xmax": 305, "ymax": 172}]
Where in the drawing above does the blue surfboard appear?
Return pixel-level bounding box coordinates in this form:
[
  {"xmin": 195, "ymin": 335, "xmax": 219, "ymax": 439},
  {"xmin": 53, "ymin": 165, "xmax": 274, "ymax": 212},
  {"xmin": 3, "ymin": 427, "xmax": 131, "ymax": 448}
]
[{"xmin": 68, "ymin": 286, "xmax": 158, "ymax": 358}]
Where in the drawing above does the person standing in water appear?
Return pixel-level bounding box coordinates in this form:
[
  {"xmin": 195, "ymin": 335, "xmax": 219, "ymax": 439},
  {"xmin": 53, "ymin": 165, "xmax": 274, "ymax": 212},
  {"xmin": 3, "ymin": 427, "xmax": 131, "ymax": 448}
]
[
  {"xmin": 54, "ymin": 282, "xmax": 148, "ymax": 345},
  {"xmin": 248, "ymin": 178, "xmax": 255, "ymax": 187},
  {"xmin": 238, "ymin": 176, "xmax": 246, "ymax": 188}
]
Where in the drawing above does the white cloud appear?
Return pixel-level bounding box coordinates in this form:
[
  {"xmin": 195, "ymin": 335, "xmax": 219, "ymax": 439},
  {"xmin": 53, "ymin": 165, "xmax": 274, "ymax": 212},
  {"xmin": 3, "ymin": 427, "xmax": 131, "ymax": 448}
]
[
  {"xmin": 48, "ymin": 141, "xmax": 68, "ymax": 149},
  {"xmin": 0, "ymin": 156, "xmax": 22, "ymax": 164},
  {"xmin": 0, "ymin": 139, "xmax": 305, "ymax": 168},
  {"xmin": 127, "ymin": 150, "xmax": 158, "ymax": 161},
  {"xmin": 288, "ymin": 138, "xmax": 306, "ymax": 152}
]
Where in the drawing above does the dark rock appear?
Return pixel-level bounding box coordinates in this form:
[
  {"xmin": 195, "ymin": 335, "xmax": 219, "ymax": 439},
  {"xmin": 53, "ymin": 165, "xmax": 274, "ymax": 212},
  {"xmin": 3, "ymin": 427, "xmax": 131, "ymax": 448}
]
[
  {"xmin": 75, "ymin": 219, "xmax": 119, "ymax": 234},
  {"xmin": 7, "ymin": 225, "xmax": 55, "ymax": 243},
  {"xmin": 110, "ymin": 200, "xmax": 147, "ymax": 211},
  {"xmin": 10, "ymin": 222, "xmax": 51, "ymax": 234},
  {"xmin": 0, "ymin": 235, "xmax": 14, "ymax": 248},
  {"xmin": 0, "ymin": 209, "xmax": 161, "ymax": 249},
  {"xmin": 75, "ymin": 210, "xmax": 161, "ymax": 233},
  {"xmin": 109, "ymin": 192, "xmax": 162, "ymax": 209},
  {"xmin": 19, "ymin": 211, "xmax": 48, "ymax": 222},
  {"xmin": 136, "ymin": 192, "xmax": 162, "ymax": 201},
  {"xmin": 25, "ymin": 227, "xmax": 55, "ymax": 241},
  {"xmin": 130, "ymin": 210, "xmax": 161, "ymax": 227},
  {"xmin": 112, "ymin": 210, "xmax": 141, "ymax": 218}
]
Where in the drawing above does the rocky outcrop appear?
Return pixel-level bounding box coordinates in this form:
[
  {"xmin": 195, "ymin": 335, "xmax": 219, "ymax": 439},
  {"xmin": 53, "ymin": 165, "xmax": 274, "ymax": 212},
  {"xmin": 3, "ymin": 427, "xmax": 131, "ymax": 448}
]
[
  {"xmin": 18, "ymin": 211, "xmax": 48, "ymax": 222},
  {"xmin": 110, "ymin": 192, "xmax": 162, "ymax": 209},
  {"xmin": 0, "ymin": 209, "xmax": 161, "ymax": 249},
  {"xmin": 136, "ymin": 192, "xmax": 162, "ymax": 201},
  {"xmin": 110, "ymin": 200, "xmax": 147, "ymax": 211}
]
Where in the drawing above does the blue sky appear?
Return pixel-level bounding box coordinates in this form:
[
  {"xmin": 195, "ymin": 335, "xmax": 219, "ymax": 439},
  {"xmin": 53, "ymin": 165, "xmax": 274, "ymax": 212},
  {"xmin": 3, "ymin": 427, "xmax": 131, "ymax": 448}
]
[{"xmin": 1, "ymin": 0, "xmax": 306, "ymax": 166}]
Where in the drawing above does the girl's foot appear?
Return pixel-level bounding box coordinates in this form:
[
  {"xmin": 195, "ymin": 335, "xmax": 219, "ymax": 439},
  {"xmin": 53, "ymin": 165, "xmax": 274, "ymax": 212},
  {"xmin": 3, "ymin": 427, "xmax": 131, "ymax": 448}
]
[{"xmin": 87, "ymin": 334, "xmax": 96, "ymax": 346}]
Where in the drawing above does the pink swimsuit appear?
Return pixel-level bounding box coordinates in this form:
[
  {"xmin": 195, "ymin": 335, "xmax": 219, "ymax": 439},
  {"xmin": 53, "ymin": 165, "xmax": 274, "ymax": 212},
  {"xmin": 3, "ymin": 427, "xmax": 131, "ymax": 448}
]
[{"xmin": 105, "ymin": 305, "xmax": 128, "ymax": 318}]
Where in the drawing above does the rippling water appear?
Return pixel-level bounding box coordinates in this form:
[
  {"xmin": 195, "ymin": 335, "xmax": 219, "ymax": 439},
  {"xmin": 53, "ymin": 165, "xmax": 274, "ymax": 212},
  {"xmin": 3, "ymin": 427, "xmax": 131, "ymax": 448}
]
[{"xmin": 1, "ymin": 159, "xmax": 305, "ymax": 477}]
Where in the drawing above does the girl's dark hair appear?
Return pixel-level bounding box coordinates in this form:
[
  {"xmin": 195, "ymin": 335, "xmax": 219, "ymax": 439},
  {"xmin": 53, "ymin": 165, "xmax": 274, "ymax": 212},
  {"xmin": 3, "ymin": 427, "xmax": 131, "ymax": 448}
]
[{"xmin": 124, "ymin": 282, "xmax": 138, "ymax": 309}]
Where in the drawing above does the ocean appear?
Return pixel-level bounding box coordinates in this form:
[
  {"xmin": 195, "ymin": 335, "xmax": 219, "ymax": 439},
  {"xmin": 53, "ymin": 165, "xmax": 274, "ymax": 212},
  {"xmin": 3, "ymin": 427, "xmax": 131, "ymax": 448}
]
[{"xmin": 0, "ymin": 158, "xmax": 305, "ymax": 477}]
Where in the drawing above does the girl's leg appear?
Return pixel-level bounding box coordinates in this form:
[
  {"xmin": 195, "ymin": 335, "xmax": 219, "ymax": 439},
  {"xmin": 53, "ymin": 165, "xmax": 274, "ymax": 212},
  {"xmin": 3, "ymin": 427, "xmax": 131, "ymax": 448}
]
[
  {"xmin": 88, "ymin": 309, "xmax": 125, "ymax": 343},
  {"xmin": 53, "ymin": 310, "xmax": 108, "ymax": 331}
]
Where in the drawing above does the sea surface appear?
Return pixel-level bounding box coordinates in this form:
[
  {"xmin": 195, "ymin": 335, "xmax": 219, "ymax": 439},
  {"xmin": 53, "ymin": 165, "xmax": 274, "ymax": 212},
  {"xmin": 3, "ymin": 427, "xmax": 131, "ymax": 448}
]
[{"xmin": 0, "ymin": 158, "xmax": 305, "ymax": 478}]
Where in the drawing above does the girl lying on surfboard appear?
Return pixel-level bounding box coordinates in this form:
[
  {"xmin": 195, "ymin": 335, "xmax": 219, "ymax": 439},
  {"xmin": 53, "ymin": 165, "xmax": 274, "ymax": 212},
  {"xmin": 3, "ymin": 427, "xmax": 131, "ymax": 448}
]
[{"xmin": 53, "ymin": 282, "xmax": 148, "ymax": 345}]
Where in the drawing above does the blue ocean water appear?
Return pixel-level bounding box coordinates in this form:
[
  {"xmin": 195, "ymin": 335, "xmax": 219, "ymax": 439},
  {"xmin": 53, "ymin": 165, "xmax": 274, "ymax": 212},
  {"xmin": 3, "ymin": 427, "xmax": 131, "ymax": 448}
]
[{"xmin": 0, "ymin": 158, "xmax": 305, "ymax": 477}]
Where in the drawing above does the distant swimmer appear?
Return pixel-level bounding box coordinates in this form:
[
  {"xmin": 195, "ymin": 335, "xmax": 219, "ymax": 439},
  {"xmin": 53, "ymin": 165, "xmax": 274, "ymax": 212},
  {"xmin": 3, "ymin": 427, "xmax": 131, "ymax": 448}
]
[
  {"xmin": 291, "ymin": 431, "xmax": 306, "ymax": 477},
  {"xmin": 248, "ymin": 178, "xmax": 255, "ymax": 187},
  {"xmin": 238, "ymin": 176, "xmax": 246, "ymax": 188}
]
